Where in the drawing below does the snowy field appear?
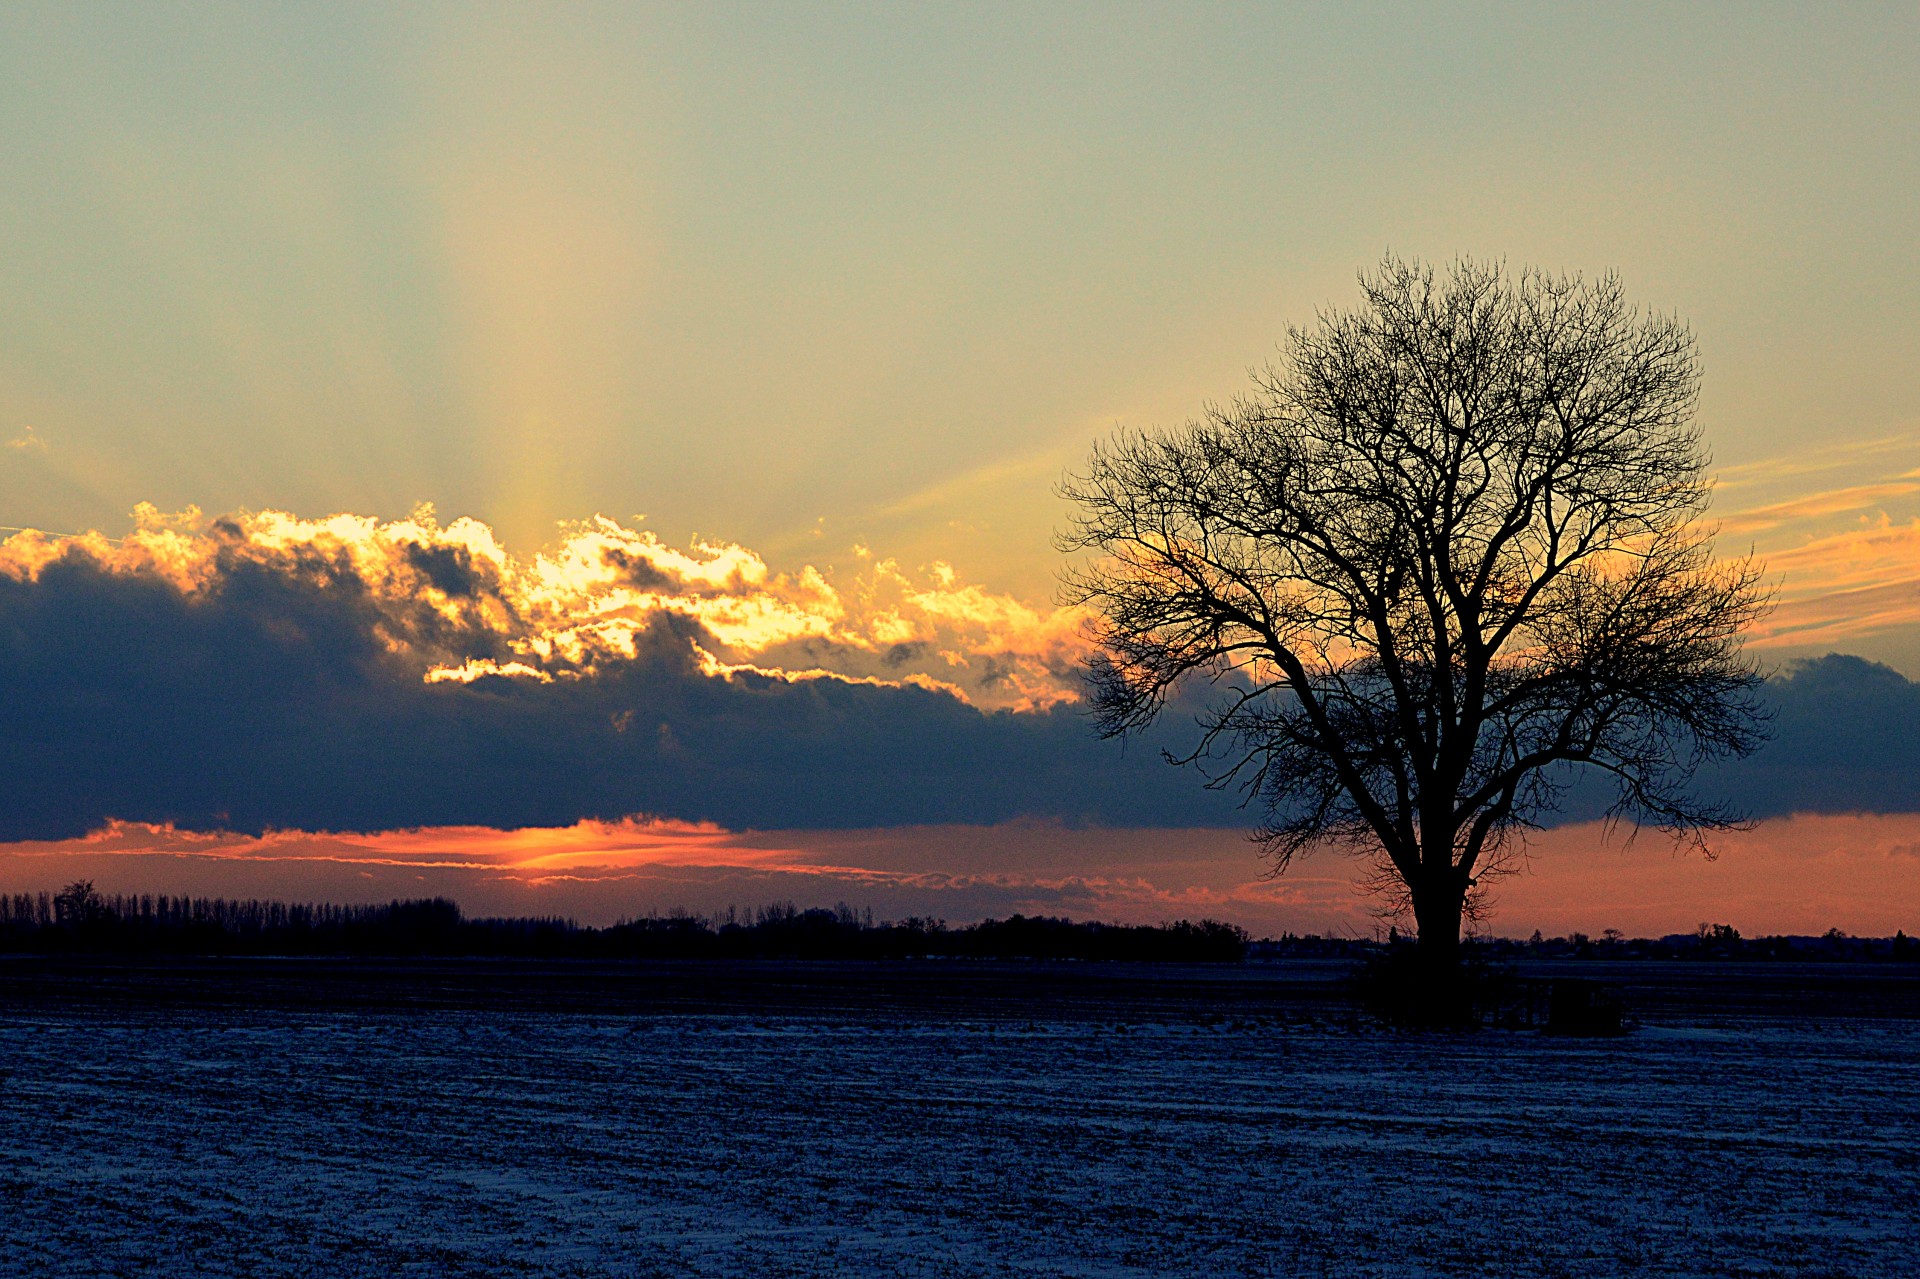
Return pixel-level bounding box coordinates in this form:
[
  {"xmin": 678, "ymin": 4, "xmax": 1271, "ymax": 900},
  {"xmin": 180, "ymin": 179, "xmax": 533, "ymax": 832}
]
[{"xmin": 1, "ymin": 959, "xmax": 1916, "ymax": 1278}]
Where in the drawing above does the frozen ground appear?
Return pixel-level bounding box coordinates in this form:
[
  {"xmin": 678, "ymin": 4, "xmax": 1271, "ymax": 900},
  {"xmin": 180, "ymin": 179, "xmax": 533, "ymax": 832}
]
[{"xmin": 0, "ymin": 959, "xmax": 1916, "ymax": 1278}]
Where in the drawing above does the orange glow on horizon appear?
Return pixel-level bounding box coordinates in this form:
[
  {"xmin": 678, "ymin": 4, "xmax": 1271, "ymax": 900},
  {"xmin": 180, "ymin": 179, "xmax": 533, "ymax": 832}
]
[{"xmin": 3, "ymin": 813, "xmax": 1917, "ymax": 939}]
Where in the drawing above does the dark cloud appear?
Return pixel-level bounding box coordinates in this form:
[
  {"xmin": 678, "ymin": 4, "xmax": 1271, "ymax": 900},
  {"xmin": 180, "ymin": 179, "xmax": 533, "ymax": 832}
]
[
  {"xmin": 0, "ymin": 538, "xmax": 1915, "ymax": 840},
  {"xmin": 1505, "ymin": 653, "xmax": 1920, "ymax": 829},
  {"xmin": 402, "ymin": 541, "xmax": 489, "ymax": 599},
  {"xmin": 598, "ymin": 545, "xmax": 673, "ymax": 590},
  {"xmin": 0, "ymin": 546, "xmax": 1236, "ymax": 839},
  {"xmin": 882, "ymin": 641, "xmax": 926, "ymax": 668},
  {"xmin": 1712, "ymin": 654, "xmax": 1920, "ymax": 816}
]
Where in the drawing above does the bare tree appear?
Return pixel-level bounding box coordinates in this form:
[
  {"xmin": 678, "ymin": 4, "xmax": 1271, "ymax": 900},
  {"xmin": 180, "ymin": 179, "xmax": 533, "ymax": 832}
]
[{"xmin": 1059, "ymin": 257, "xmax": 1768, "ymax": 997}]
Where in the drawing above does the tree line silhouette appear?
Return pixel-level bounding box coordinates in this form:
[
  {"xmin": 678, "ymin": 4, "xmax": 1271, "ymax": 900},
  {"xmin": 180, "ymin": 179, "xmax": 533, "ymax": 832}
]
[
  {"xmin": 1480, "ymin": 921, "xmax": 1920, "ymax": 963},
  {"xmin": 3, "ymin": 882, "xmax": 1912, "ymax": 964},
  {"xmin": 1293, "ymin": 921, "xmax": 1920, "ymax": 964},
  {"xmin": 0, "ymin": 882, "xmax": 1251, "ymax": 961}
]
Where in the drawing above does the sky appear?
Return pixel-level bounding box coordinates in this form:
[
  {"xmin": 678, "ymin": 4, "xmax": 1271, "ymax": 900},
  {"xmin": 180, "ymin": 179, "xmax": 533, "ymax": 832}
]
[{"xmin": 2, "ymin": 2, "xmax": 1918, "ymax": 935}]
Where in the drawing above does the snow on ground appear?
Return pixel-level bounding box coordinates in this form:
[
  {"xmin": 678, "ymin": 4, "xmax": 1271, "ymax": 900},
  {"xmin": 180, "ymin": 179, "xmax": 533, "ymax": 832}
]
[{"xmin": 0, "ymin": 964, "xmax": 1915, "ymax": 1277}]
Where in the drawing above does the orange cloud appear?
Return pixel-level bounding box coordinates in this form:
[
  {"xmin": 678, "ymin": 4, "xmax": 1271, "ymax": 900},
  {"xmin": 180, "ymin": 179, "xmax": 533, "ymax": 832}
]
[
  {"xmin": 15, "ymin": 817, "xmax": 807, "ymax": 878},
  {"xmin": 0, "ymin": 505, "xmax": 1088, "ymax": 710},
  {"xmin": 1703, "ymin": 432, "xmax": 1920, "ymax": 656},
  {"xmin": 1744, "ymin": 519, "xmax": 1920, "ymax": 650}
]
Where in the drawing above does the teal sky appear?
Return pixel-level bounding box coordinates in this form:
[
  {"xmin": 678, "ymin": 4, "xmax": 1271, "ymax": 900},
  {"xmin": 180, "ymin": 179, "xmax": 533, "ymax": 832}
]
[{"xmin": 2, "ymin": 2, "xmax": 1915, "ymax": 608}]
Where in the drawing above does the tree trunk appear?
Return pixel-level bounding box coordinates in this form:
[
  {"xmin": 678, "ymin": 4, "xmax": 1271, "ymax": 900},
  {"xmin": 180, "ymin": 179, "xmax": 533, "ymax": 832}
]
[{"xmin": 1409, "ymin": 879, "xmax": 1470, "ymax": 1026}]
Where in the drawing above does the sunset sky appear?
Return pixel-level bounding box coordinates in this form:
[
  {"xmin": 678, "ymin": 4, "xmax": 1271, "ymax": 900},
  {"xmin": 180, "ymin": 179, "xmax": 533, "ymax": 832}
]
[{"xmin": 3, "ymin": 3, "xmax": 1918, "ymax": 935}]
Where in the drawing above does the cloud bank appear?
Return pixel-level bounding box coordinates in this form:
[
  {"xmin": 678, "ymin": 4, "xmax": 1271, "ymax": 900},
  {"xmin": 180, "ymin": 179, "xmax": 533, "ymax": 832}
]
[
  {"xmin": 0, "ymin": 508, "xmax": 1230, "ymax": 840},
  {"xmin": 0, "ymin": 504, "xmax": 1084, "ymax": 708},
  {"xmin": 1, "ymin": 506, "xmax": 1917, "ymax": 843}
]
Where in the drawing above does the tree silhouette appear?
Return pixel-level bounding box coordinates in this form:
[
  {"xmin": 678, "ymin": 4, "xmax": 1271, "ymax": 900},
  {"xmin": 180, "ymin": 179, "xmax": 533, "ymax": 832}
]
[
  {"xmin": 53, "ymin": 880, "xmax": 112, "ymax": 928},
  {"xmin": 1060, "ymin": 256, "xmax": 1769, "ymax": 1016}
]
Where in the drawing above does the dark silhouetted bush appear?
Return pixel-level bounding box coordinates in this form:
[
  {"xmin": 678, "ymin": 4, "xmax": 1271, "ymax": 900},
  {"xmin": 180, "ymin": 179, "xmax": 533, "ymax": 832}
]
[{"xmin": 1543, "ymin": 979, "xmax": 1627, "ymax": 1037}]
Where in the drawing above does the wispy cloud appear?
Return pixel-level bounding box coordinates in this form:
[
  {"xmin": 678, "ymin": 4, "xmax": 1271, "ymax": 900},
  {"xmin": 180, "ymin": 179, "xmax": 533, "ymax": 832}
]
[
  {"xmin": 1706, "ymin": 435, "xmax": 1920, "ymax": 651},
  {"xmin": 866, "ymin": 439, "xmax": 1083, "ymax": 523},
  {"xmin": 1736, "ymin": 511, "xmax": 1920, "ymax": 650},
  {"xmin": 1718, "ymin": 474, "xmax": 1920, "ymax": 537},
  {"xmin": 1712, "ymin": 432, "xmax": 1920, "ymax": 492},
  {"xmin": 4, "ymin": 425, "xmax": 47, "ymax": 453}
]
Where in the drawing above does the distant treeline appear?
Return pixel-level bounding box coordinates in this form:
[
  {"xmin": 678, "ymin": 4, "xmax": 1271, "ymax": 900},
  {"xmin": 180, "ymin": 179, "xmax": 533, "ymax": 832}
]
[
  {"xmin": 4, "ymin": 883, "xmax": 1913, "ymax": 963},
  {"xmin": 1483, "ymin": 921, "xmax": 1920, "ymax": 963},
  {"xmin": 1249, "ymin": 921, "xmax": 1920, "ymax": 963},
  {"xmin": 0, "ymin": 882, "xmax": 1250, "ymax": 962}
]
